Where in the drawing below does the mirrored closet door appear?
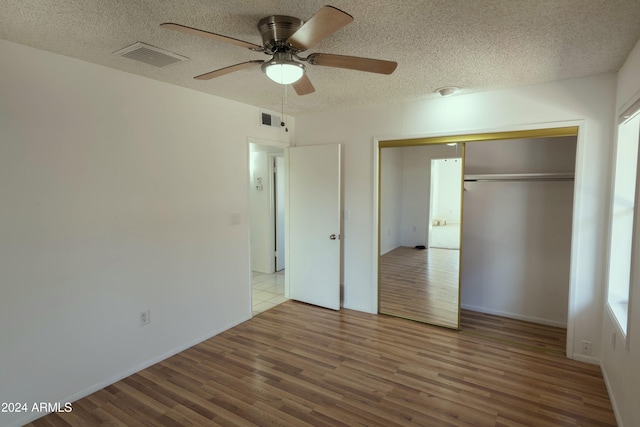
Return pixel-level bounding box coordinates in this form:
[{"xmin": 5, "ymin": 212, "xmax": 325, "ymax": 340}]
[{"xmin": 378, "ymin": 142, "xmax": 464, "ymax": 329}]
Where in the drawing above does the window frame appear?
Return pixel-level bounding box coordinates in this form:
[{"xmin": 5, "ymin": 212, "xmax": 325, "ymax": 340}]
[{"xmin": 606, "ymin": 98, "xmax": 640, "ymax": 344}]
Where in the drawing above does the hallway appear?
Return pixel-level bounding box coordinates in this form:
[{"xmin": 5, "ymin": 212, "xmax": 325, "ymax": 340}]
[{"xmin": 251, "ymin": 270, "xmax": 286, "ymax": 315}]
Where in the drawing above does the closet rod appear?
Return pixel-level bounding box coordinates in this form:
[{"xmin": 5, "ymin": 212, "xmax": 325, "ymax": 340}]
[
  {"xmin": 465, "ymin": 178, "xmax": 574, "ymax": 182},
  {"xmin": 464, "ymin": 173, "xmax": 574, "ymax": 182}
]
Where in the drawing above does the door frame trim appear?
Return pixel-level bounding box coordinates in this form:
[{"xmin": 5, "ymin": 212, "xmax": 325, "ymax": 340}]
[
  {"xmin": 373, "ymin": 122, "xmax": 582, "ymax": 358},
  {"xmin": 270, "ymin": 153, "xmax": 286, "ymax": 272}
]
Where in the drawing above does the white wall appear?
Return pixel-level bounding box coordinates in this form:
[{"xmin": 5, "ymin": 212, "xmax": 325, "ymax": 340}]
[
  {"xmin": 461, "ymin": 180, "xmax": 574, "ymax": 326},
  {"xmin": 464, "ymin": 136, "xmax": 578, "ymax": 174},
  {"xmin": 601, "ymin": 37, "xmax": 640, "ymax": 427},
  {"xmin": 295, "ymin": 73, "xmax": 616, "ymax": 362},
  {"xmin": 0, "ymin": 40, "xmax": 291, "ymax": 427},
  {"xmin": 379, "ymin": 147, "xmax": 402, "ymax": 254},
  {"xmin": 399, "ymin": 147, "xmax": 432, "ymax": 247},
  {"xmin": 461, "ymin": 137, "xmax": 576, "ymax": 327}
]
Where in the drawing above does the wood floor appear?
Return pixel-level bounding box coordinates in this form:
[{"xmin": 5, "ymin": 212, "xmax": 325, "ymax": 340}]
[
  {"xmin": 460, "ymin": 309, "xmax": 567, "ymax": 355},
  {"xmin": 27, "ymin": 301, "xmax": 616, "ymax": 427},
  {"xmin": 380, "ymin": 246, "xmax": 459, "ymax": 328}
]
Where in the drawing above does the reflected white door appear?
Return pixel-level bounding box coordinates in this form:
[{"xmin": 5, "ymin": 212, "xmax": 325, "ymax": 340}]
[{"xmin": 287, "ymin": 144, "xmax": 341, "ymax": 310}]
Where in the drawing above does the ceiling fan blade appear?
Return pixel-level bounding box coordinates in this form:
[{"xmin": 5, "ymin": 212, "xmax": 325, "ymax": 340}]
[
  {"xmin": 292, "ymin": 74, "xmax": 315, "ymax": 95},
  {"xmin": 160, "ymin": 23, "xmax": 263, "ymax": 51},
  {"xmin": 307, "ymin": 53, "xmax": 397, "ymax": 75},
  {"xmin": 286, "ymin": 6, "xmax": 353, "ymax": 51},
  {"xmin": 194, "ymin": 61, "xmax": 264, "ymax": 80}
]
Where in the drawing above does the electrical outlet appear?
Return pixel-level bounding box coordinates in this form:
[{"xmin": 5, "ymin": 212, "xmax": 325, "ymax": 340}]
[
  {"xmin": 581, "ymin": 340, "xmax": 592, "ymax": 356},
  {"xmin": 140, "ymin": 309, "xmax": 150, "ymax": 326}
]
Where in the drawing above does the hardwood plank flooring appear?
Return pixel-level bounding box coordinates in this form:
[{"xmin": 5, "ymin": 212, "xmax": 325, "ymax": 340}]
[
  {"xmin": 380, "ymin": 246, "xmax": 459, "ymax": 328},
  {"xmin": 460, "ymin": 309, "xmax": 567, "ymax": 355},
  {"xmin": 27, "ymin": 301, "xmax": 615, "ymax": 426}
]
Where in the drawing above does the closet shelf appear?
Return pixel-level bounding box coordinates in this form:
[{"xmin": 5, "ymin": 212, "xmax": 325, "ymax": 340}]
[{"xmin": 464, "ymin": 172, "xmax": 574, "ymax": 182}]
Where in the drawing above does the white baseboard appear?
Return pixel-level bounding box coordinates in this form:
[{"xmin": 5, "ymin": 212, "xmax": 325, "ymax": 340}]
[
  {"xmin": 571, "ymin": 353, "xmax": 600, "ymax": 365},
  {"xmin": 461, "ymin": 304, "xmax": 567, "ymax": 328},
  {"xmin": 9, "ymin": 315, "xmax": 251, "ymax": 427},
  {"xmin": 380, "ymin": 244, "xmax": 400, "ymax": 256}
]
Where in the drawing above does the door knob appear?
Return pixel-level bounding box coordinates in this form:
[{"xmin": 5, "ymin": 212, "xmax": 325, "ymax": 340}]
[{"xmin": 329, "ymin": 234, "xmax": 337, "ymax": 240}]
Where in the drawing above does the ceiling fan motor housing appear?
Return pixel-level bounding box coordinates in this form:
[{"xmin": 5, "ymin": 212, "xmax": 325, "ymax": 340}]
[
  {"xmin": 257, "ymin": 15, "xmax": 304, "ymax": 52},
  {"xmin": 160, "ymin": 5, "xmax": 395, "ymax": 95}
]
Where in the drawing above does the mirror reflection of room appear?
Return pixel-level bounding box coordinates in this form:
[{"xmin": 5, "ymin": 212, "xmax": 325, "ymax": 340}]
[{"xmin": 379, "ymin": 144, "xmax": 462, "ymax": 329}]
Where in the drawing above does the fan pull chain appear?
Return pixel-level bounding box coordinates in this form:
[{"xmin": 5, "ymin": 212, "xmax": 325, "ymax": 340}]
[{"xmin": 281, "ymin": 83, "xmax": 288, "ymax": 132}]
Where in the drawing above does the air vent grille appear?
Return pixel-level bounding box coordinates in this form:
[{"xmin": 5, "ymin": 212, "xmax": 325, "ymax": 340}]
[
  {"xmin": 114, "ymin": 42, "xmax": 189, "ymax": 68},
  {"xmin": 261, "ymin": 112, "xmax": 282, "ymax": 128}
]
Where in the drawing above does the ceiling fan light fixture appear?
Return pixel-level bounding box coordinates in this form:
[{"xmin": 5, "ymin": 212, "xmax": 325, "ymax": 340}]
[
  {"xmin": 162, "ymin": 6, "xmax": 394, "ymax": 96},
  {"xmin": 262, "ymin": 52, "xmax": 305, "ymax": 85}
]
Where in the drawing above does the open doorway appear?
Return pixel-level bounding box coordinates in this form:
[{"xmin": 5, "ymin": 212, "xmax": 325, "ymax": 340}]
[
  {"xmin": 428, "ymin": 158, "xmax": 462, "ymax": 250},
  {"xmin": 249, "ymin": 143, "xmax": 288, "ymax": 315},
  {"xmin": 274, "ymin": 155, "xmax": 285, "ymax": 272}
]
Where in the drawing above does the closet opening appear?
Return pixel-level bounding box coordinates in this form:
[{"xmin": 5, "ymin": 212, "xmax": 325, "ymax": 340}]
[{"xmin": 377, "ymin": 126, "xmax": 578, "ymax": 355}]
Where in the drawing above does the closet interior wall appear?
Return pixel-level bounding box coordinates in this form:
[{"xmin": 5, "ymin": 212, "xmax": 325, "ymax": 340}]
[{"xmin": 461, "ymin": 136, "xmax": 577, "ymax": 327}]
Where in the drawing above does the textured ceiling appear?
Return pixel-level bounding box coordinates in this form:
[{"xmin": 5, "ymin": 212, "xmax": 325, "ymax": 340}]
[{"xmin": 2, "ymin": 0, "xmax": 640, "ymax": 116}]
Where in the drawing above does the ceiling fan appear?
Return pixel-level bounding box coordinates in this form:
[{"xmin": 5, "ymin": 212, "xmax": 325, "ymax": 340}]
[{"xmin": 160, "ymin": 5, "xmax": 397, "ymax": 95}]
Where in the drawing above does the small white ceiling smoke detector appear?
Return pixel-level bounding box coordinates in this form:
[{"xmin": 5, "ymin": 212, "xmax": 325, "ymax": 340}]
[{"xmin": 435, "ymin": 86, "xmax": 459, "ymax": 96}]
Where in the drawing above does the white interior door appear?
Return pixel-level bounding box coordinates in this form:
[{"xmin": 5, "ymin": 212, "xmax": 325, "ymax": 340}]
[{"xmin": 287, "ymin": 144, "xmax": 341, "ymax": 310}]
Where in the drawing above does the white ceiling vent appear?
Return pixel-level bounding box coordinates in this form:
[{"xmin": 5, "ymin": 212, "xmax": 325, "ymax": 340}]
[
  {"xmin": 260, "ymin": 112, "xmax": 282, "ymax": 128},
  {"xmin": 113, "ymin": 42, "xmax": 189, "ymax": 68}
]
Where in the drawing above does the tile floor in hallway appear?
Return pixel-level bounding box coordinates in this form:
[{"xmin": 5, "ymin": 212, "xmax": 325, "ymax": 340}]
[{"xmin": 252, "ymin": 270, "xmax": 287, "ymax": 315}]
